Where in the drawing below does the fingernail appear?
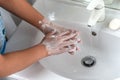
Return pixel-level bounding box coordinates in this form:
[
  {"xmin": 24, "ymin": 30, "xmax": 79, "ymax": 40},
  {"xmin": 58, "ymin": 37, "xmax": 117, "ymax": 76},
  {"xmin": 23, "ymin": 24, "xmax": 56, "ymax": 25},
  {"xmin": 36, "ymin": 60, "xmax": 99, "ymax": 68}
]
[
  {"xmin": 77, "ymin": 47, "xmax": 80, "ymax": 51},
  {"xmin": 69, "ymin": 52, "xmax": 75, "ymax": 55},
  {"xmin": 78, "ymin": 39, "xmax": 81, "ymax": 43},
  {"xmin": 70, "ymin": 47, "xmax": 77, "ymax": 52}
]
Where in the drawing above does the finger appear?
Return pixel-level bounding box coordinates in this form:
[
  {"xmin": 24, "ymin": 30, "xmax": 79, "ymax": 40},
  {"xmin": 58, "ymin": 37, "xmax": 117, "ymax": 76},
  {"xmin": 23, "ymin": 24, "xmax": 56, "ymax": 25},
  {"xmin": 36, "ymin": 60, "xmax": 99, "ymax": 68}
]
[
  {"xmin": 68, "ymin": 45, "xmax": 77, "ymax": 55},
  {"xmin": 67, "ymin": 37, "xmax": 81, "ymax": 44},
  {"xmin": 60, "ymin": 44, "xmax": 76, "ymax": 52},
  {"xmin": 61, "ymin": 32, "xmax": 79, "ymax": 41},
  {"xmin": 46, "ymin": 30, "xmax": 56, "ymax": 36},
  {"xmin": 60, "ymin": 40, "xmax": 77, "ymax": 47},
  {"xmin": 68, "ymin": 48, "xmax": 75, "ymax": 55},
  {"xmin": 59, "ymin": 44, "xmax": 77, "ymax": 55},
  {"xmin": 76, "ymin": 31, "xmax": 80, "ymax": 37},
  {"xmin": 59, "ymin": 47, "xmax": 71, "ymax": 54},
  {"xmin": 57, "ymin": 30, "xmax": 70, "ymax": 37},
  {"xmin": 76, "ymin": 46, "xmax": 80, "ymax": 51},
  {"xmin": 76, "ymin": 38, "xmax": 81, "ymax": 43},
  {"xmin": 68, "ymin": 52, "xmax": 75, "ymax": 55},
  {"xmin": 68, "ymin": 31, "xmax": 80, "ymax": 42},
  {"xmin": 60, "ymin": 47, "xmax": 77, "ymax": 55}
]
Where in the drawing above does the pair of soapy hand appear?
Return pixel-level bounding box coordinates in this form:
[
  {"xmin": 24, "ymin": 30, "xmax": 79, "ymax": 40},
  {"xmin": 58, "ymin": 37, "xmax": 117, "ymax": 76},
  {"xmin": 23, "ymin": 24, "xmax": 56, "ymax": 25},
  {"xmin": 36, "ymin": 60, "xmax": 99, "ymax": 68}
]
[{"xmin": 39, "ymin": 18, "xmax": 80, "ymax": 56}]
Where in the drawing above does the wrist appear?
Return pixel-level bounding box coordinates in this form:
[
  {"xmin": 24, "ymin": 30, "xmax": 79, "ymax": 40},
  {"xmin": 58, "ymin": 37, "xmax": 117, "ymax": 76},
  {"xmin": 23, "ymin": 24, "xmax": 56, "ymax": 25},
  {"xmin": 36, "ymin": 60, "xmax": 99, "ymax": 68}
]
[
  {"xmin": 41, "ymin": 43, "xmax": 54, "ymax": 56},
  {"xmin": 34, "ymin": 44, "xmax": 49, "ymax": 59},
  {"xmin": 39, "ymin": 44, "xmax": 49, "ymax": 57},
  {"xmin": 38, "ymin": 18, "xmax": 56, "ymax": 34}
]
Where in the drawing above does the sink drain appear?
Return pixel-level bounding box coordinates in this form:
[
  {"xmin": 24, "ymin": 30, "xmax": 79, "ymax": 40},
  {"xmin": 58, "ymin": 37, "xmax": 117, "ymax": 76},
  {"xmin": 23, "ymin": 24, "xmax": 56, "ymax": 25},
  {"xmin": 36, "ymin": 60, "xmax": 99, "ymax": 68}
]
[{"xmin": 81, "ymin": 56, "xmax": 96, "ymax": 68}]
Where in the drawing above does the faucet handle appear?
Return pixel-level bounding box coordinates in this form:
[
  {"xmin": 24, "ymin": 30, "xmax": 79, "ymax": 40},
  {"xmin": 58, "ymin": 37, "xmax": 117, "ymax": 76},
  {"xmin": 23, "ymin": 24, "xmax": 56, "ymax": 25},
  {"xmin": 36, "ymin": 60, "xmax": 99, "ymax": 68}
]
[{"xmin": 86, "ymin": 0, "xmax": 105, "ymax": 10}]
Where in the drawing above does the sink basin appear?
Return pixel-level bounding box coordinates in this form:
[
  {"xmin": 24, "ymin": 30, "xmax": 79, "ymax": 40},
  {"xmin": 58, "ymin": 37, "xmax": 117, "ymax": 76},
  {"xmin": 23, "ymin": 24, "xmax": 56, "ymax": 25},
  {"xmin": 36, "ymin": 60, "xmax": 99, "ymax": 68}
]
[
  {"xmin": 5, "ymin": 0, "xmax": 120, "ymax": 80},
  {"xmin": 38, "ymin": 0, "xmax": 120, "ymax": 80},
  {"xmin": 40, "ymin": 20, "xmax": 120, "ymax": 80}
]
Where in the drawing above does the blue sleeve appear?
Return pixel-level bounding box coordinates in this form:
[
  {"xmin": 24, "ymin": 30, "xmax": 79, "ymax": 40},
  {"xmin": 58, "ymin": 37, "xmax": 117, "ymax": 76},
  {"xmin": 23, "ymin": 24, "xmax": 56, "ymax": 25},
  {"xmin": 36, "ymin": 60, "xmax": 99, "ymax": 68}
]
[{"xmin": 0, "ymin": 12, "xmax": 6, "ymax": 54}]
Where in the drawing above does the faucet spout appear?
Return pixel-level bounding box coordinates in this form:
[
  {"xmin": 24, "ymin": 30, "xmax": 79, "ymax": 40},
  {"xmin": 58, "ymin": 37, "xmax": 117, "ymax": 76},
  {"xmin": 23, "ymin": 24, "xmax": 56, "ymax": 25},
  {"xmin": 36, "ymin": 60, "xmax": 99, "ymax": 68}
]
[{"xmin": 86, "ymin": 0, "xmax": 105, "ymax": 27}]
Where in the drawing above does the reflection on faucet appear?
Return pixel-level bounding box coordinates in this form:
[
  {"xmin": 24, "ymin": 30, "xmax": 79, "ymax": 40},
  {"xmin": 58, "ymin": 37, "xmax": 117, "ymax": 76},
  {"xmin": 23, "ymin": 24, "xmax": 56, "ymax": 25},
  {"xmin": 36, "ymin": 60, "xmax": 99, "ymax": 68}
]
[{"xmin": 86, "ymin": 0, "xmax": 105, "ymax": 27}]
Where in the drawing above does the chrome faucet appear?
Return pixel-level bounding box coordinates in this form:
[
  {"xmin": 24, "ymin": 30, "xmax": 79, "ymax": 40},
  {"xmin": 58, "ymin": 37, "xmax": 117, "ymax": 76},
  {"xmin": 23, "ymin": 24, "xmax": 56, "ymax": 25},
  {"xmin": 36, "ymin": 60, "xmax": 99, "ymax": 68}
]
[{"xmin": 86, "ymin": 0, "xmax": 105, "ymax": 27}]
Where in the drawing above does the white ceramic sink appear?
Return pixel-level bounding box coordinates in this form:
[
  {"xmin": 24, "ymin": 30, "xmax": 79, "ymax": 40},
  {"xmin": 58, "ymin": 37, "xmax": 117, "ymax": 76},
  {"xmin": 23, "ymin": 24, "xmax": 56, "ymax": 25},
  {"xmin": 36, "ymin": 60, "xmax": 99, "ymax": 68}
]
[
  {"xmin": 38, "ymin": 0, "xmax": 120, "ymax": 80},
  {"xmin": 5, "ymin": 0, "xmax": 120, "ymax": 80},
  {"xmin": 40, "ymin": 20, "xmax": 120, "ymax": 80}
]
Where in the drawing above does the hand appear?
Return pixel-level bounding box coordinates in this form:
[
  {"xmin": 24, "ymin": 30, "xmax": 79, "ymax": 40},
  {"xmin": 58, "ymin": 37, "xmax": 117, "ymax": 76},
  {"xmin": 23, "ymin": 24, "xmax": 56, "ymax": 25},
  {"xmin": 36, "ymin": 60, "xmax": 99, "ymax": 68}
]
[
  {"xmin": 41, "ymin": 30, "xmax": 80, "ymax": 56},
  {"xmin": 39, "ymin": 18, "xmax": 74, "ymax": 35}
]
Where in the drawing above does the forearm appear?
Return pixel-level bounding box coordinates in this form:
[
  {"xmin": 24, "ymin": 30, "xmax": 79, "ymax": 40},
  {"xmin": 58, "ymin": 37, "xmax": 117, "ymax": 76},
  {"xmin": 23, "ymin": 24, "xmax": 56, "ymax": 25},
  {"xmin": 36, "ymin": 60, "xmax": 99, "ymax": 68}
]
[
  {"xmin": 0, "ymin": 44, "xmax": 48, "ymax": 77},
  {"xmin": 0, "ymin": 0, "xmax": 44, "ymax": 29}
]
